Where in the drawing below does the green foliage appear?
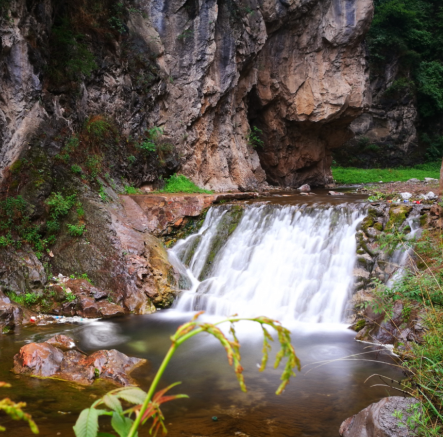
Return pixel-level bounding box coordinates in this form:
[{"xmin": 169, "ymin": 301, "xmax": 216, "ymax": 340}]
[
  {"xmin": 247, "ymin": 126, "xmax": 264, "ymax": 149},
  {"xmin": 159, "ymin": 174, "xmax": 213, "ymax": 194},
  {"xmin": 64, "ymin": 292, "xmax": 77, "ymax": 302},
  {"xmin": 67, "ymin": 224, "xmax": 86, "ymax": 237},
  {"xmin": 369, "ymin": 229, "xmax": 443, "ymax": 435},
  {"xmin": 422, "ymin": 134, "xmax": 443, "ymax": 160},
  {"xmin": 86, "ymin": 155, "xmax": 103, "ymax": 178},
  {"xmin": 0, "ymin": 382, "xmax": 38, "ymax": 434},
  {"xmin": 86, "ymin": 118, "xmax": 112, "ymax": 141},
  {"xmin": 124, "ymin": 186, "xmax": 139, "ymax": 194},
  {"xmin": 369, "ymin": 0, "xmax": 443, "ymax": 119},
  {"xmin": 332, "ymin": 163, "xmax": 440, "ymax": 184},
  {"xmin": 367, "ymin": 191, "xmax": 388, "ymax": 202},
  {"xmin": 49, "ymin": 18, "xmax": 97, "ymax": 82},
  {"xmin": 74, "ymin": 315, "xmax": 300, "ymax": 437},
  {"xmin": 71, "ymin": 164, "xmax": 82, "ymax": 174},
  {"xmin": 137, "ymin": 126, "xmax": 164, "ymax": 154},
  {"xmin": 46, "ymin": 193, "xmax": 77, "ymax": 219}
]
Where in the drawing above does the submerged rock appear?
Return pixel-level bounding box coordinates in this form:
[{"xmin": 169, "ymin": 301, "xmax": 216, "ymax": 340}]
[
  {"xmin": 13, "ymin": 335, "xmax": 145, "ymax": 386},
  {"xmin": 340, "ymin": 396, "xmax": 420, "ymax": 437}
]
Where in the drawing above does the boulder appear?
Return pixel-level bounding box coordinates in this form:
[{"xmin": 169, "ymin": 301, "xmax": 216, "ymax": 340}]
[
  {"xmin": 298, "ymin": 184, "xmax": 311, "ymax": 193},
  {"xmin": 406, "ymin": 179, "xmax": 420, "ymax": 183},
  {"xmin": 13, "ymin": 335, "xmax": 145, "ymax": 386},
  {"xmin": 329, "ymin": 191, "xmax": 345, "ymax": 196},
  {"xmin": 340, "ymin": 396, "xmax": 420, "ymax": 437},
  {"xmin": 424, "ymin": 178, "xmax": 438, "ymax": 183},
  {"xmin": 0, "ymin": 294, "xmax": 23, "ymax": 332}
]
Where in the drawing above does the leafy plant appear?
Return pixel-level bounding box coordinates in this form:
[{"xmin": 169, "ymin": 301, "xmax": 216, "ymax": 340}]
[
  {"xmin": 46, "ymin": 193, "xmax": 77, "ymax": 220},
  {"xmin": 64, "ymin": 292, "xmax": 77, "ymax": 303},
  {"xmin": 71, "ymin": 164, "xmax": 82, "ymax": 174},
  {"xmin": 159, "ymin": 174, "xmax": 212, "ymax": 194},
  {"xmin": 67, "ymin": 224, "xmax": 86, "ymax": 237},
  {"xmin": 247, "ymin": 126, "xmax": 264, "ymax": 149},
  {"xmin": 124, "ymin": 186, "xmax": 139, "ymax": 194},
  {"xmin": 0, "ymin": 382, "xmax": 38, "ymax": 434},
  {"xmin": 73, "ymin": 314, "xmax": 300, "ymax": 437},
  {"xmin": 137, "ymin": 127, "xmax": 164, "ymax": 154}
]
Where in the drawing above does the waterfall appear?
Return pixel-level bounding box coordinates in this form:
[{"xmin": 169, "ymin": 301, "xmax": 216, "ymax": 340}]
[{"xmin": 168, "ymin": 204, "xmax": 365, "ymax": 323}]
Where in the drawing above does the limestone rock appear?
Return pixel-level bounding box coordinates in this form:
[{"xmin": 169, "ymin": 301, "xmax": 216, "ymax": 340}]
[
  {"xmin": 340, "ymin": 397, "xmax": 420, "ymax": 437},
  {"xmin": 13, "ymin": 335, "xmax": 145, "ymax": 386},
  {"xmin": 0, "ymin": 0, "xmax": 373, "ymax": 190}
]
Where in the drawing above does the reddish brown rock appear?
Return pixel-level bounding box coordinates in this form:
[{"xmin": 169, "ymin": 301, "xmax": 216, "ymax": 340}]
[
  {"xmin": 13, "ymin": 335, "xmax": 145, "ymax": 386},
  {"xmin": 13, "ymin": 342, "xmax": 64, "ymax": 377},
  {"xmin": 97, "ymin": 302, "xmax": 125, "ymax": 318}
]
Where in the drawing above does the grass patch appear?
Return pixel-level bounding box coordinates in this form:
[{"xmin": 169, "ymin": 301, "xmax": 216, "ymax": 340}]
[
  {"xmin": 332, "ymin": 162, "xmax": 440, "ymax": 184},
  {"xmin": 158, "ymin": 174, "xmax": 212, "ymax": 194},
  {"xmin": 367, "ymin": 229, "xmax": 443, "ymax": 436}
]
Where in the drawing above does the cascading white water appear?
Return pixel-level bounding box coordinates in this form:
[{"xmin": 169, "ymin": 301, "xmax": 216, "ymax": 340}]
[{"xmin": 168, "ymin": 204, "xmax": 365, "ymax": 324}]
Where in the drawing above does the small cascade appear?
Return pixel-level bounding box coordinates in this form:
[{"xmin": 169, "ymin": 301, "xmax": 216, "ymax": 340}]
[{"xmin": 169, "ymin": 204, "xmax": 366, "ymax": 323}]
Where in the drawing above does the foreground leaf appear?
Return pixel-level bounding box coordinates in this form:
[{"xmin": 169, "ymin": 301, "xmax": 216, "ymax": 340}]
[
  {"xmin": 111, "ymin": 412, "xmax": 135, "ymax": 437},
  {"xmin": 116, "ymin": 388, "xmax": 147, "ymax": 405},
  {"xmin": 73, "ymin": 408, "xmax": 99, "ymax": 437}
]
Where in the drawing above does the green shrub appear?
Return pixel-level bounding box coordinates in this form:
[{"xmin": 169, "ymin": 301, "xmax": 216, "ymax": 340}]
[
  {"xmin": 71, "ymin": 164, "xmax": 82, "ymax": 174},
  {"xmin": 124, "ymin": 185, "xmax": 139, "ymax": 194},
  {"xmin": 46, "ymin": 193, "xmax": 76, "ymax": 219},
  {"xmin": 67, "ymin": 224, "xmax": 86, "ymax": 237},
  {"xmin": 159, "ymin": 174, "xmax": 212, "ymax": 194},
  {"xmin": 137, "ymin": 126, "xmax": 163, "ymax": 154},
  {"xmin": 247, "ymin": 126, "xmax": 264, "ymax": 149}
]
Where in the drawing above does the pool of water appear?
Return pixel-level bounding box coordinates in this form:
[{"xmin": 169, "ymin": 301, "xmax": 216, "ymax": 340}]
[{"xmin": 0, "ymin": 312, "xmax": 403, "ymax": 437}]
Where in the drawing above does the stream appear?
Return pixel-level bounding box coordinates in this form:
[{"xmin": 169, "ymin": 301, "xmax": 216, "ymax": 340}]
[{"xmin": 0, "ymin": 195, "xmax": 404, "ymax": 436}]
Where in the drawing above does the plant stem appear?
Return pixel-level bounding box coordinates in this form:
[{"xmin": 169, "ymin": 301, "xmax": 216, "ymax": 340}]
[{"xmin": 127, "ymin": 343, "xmax": 177, "ymax": 437}]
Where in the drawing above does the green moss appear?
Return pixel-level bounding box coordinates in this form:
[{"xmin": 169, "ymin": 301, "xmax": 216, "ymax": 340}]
[
  {"xmin": 198, "ymin": 206, "xmax": 244, "ymax": 280},
  {"xmin": 420, "ymin": 214, "xmax": 428, "ymax": 227},
  {"xmin": 355, "ymin": 319, "xmax": 366, "ymax": 332},
  {"xmin": 386, "ymin": 205, "xmax": 412, "ymax": 231},
  {"xmin": 361, "ymin": 217, "xmax": 374, "ymax": 232},
  {"xmin": 373, "ymin": 222, "xmax": 383, "ymax": 231}
]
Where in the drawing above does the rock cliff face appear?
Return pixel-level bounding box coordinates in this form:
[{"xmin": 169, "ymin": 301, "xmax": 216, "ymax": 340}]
[
  {"xmin": 0, "ymin": 0, "xmax": 373, "ymax": 190},
  {"xmin": 335, "ymin": 57, "xmax": 420, "ymax": 168}
]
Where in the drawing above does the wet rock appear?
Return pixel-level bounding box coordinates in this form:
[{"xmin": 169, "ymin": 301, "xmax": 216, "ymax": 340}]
[
  {"xmin": 298, "ymin": 184, "xmax": 311, "ymax": 193},
  {"xmin": 340, "ymin": 396, "xmax": 420, "ymax": 437},
  {"xmin": 0, "ymin": 292, "xmax": 23, "ymax": 332},
  {"xmin": 13, "ymin": 342, "xmax": 64, "ymax": 377},
  {"xmin": 46, "ymin": 334, "xmax": 76, "ymax": 350},
  {"xmin": 0, "ymin": 247, "xmax": 47, "ymax": 296},
  {"xmin": 96, "ymin": 301, "xmax": 125, "ymax": 318},
  {"xmin": 328, "ymin": 191, "xmax": 345, "ymax": 196},
  {"xmin": 13, "ymin": 335, "xmax": 145, "ymax": 386}
]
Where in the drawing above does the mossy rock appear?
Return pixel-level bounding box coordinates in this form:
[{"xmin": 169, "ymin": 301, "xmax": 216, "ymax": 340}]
[
  {"xmin": 355, "ymin": 319, "xmax": 366, "ymax": 332},
  {"xmin": 198, "ymin": 206, "xmax": 244, "ymax": 280},
  {"xmin": 373, "ymin": 222, "xmax": 383, "ymax": 231},
  {"xmin": 419, "ymin": 214, "xmax": 428, "ymax": 227},
  {"xmin": 385, "ymin": 205, "xmax": 412, "ymax": 231},
  {"xmin": 361, "ymin": 216, "xmax": 374, "ymax": 233}
]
